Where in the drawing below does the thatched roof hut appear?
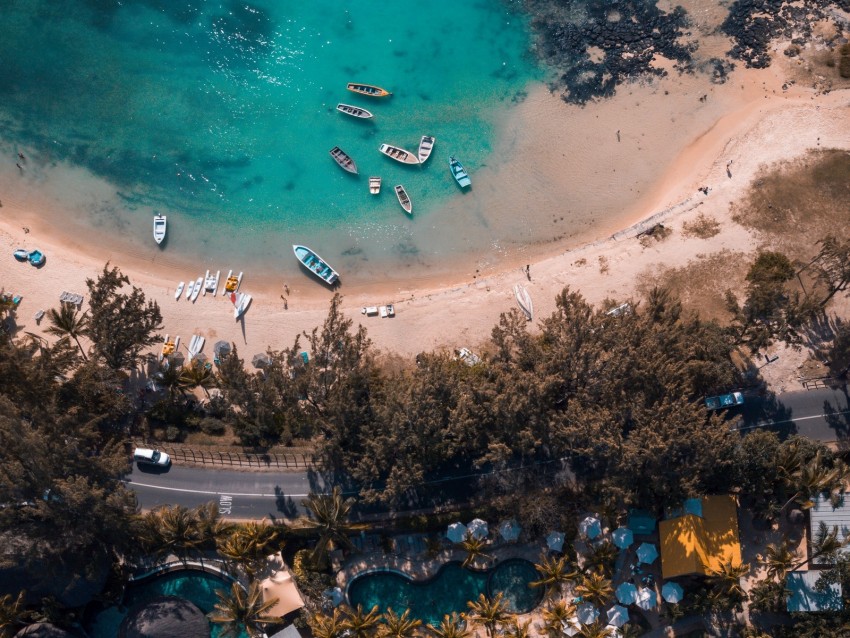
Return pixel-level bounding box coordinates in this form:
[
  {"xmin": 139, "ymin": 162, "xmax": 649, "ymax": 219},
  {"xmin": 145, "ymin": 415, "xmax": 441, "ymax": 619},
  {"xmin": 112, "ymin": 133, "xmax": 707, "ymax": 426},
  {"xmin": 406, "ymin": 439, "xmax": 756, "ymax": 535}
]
[{"xmin": 118, "ymin": 596, "xmax": 210, "ymax": 638}]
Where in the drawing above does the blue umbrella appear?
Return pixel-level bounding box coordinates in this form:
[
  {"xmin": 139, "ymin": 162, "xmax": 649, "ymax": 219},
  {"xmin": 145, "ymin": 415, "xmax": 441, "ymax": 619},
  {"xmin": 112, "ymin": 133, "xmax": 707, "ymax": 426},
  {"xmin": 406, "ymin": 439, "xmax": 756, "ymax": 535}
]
[
  {"xmin": 606, "ymin": 604, "xmax": 629, "ymax": 628},
  {"xmin": 580, "ymin": 516, "xmax": 602, "ymax": 540},
  {"xmin": 637, "ymin": 542, "xmax": 658, "ymax": 565},
  {"xmin": 447, "ymin": 522, "xmax": 467, "ymax": 543},
  {"xmin": 612, "ymin": 527, "xmax": 634, "ymax": 550},
  {"xmin": 635, "ymin": 587, "xmax": 657, "ymax": 610},
  {"xmin": 576, "ymin": 603, "xmax": 599, "ymax": 625},
  {"xmin": 546, "ymin": 531, "xmax": 565, "ymax": 552},
  {"xmin": 662, "ymin": 582, "xmax": 684, "ymax": 604},
  {"xmin": 616, "ymin": 582, "xmax": 637, "ymax": 605},
  {"xmin": 498, "ymin": 520, "xmax": 521, "ymax": 542}
]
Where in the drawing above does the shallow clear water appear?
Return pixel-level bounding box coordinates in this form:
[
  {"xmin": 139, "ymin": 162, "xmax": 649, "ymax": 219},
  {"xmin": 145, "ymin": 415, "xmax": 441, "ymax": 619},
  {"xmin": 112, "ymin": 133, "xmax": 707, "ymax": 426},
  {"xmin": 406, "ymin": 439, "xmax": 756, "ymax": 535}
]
[
  {"xmin": 0, "ymin": 0, "xmax": 539, "ymax": 282},
  {"xmin": 347, "ymin": 560, "xmax": 542, "ymax": 625},
  {"xmin": 87, "ymin": 570, "xmax": 247, "ymax": 638}
]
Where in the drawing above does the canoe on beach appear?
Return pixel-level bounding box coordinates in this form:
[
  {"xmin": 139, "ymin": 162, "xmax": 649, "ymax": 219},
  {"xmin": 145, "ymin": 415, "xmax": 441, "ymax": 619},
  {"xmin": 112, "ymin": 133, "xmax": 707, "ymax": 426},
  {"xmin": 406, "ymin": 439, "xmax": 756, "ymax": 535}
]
[
  {"xmin": 514, "ymin": 284, "xmax": 533, "ymax": 321},
  {"xmin": 418, "ymin": 136, "xmax": 435, "ymax": 164},
  {"xmin": 329, "ymin": 146, "xmax": 358, "ymax": 174},
  {"xmin": 347, "ymin": 83, "xmax": 392, "ymax": 97},
  {"xmin": 293, "ymin": 244, "xmax": 339, "ymax": 285},
  {"xmin": 337, "ymin": 103, "xmax": 374, "ymax": 119},
  {"xmin": 379, "ymin": 143, "xmax": 419, "ymax": 165},
  {"xmin": 395, "ymin": 185, "xmax": 412, "ymax": 214}
]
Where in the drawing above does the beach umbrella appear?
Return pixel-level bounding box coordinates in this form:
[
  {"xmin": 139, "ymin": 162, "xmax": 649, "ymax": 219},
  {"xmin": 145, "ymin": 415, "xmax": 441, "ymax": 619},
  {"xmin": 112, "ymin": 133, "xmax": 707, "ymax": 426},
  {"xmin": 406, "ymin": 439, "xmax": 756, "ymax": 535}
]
[
  {"xmin": 193, "ymin": 352, "xmax": 208, "ymax": 364},
  {"xmin": 612, "ymin": 527, "xmax": 633, "ymax": 550},
  {"xmin": 637, "ymin": 543, "xmax": 658, "ymax": 565},
  {"xmin": 169, "ymin": 351, "xmax": 185, "ymax": 368},
  {"xmin": 323, "ymin": 587, "xmax": 345, "ymax": 607},
  {"xmin": 635, "ymin": 587, "xmax": 657, "ymax": 611},
  {"xmin": 498, "ymin": 520, "xmax": 521, "ymax": 542},
  {"xmin": 606, "ymin": 605, "xmax": 629, "ymax": 628},
  {"xmin": 579, "ymin": 516, "xmax": 602, "ymax": 540},
  {"xmin": 576, "ymin": 603, "xmax": 599, "ymax": 625},
  {"xmin": 447, "ymin": 522, "xmax": 467, "ymax": 543},
  {"xmin": 468, "ymin": 518, "xmax": 489, "ymax": 540},
  {"xmin": 561, "ymin": 618, "xmax": 581, "ymax": 637},
  {"xmin": 615, "ymin": 582, "xmax": 637, "ymax": 606},
  {"xmin": 213, "ymin": 340, "xmax": 231, "ymax": 356},
  {"xmin": 661, "ymin": 582, "xmax": 684, "ymax": 604},
  {"xmin": 252, "ymin": 353, "xmax": 272, "ymax": 369},
  {"xmin": 546, "ymin": 531, "xmax": 565, "ymax": 553}
]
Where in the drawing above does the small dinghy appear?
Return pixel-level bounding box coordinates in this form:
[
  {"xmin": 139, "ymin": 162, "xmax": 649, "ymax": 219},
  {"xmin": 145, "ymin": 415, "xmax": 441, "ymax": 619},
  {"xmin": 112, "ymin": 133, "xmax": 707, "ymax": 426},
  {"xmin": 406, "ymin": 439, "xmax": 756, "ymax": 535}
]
[
  {"xmin": 449, "ymin": 156, "xmax": 471, "ymax": 188},
  {"xmin": 293, "ymin": 244, "xmax": 339, "ymax": 286},
  {"xmin": 347, "ymin": 82, "xmax": 392, "ymax": 97},
  {"xmin": 329, "ymin": 146, "xmax": 358, "ymax": 174},
  {"xmin": 394, "ymin": 185, "xmax": 412, "ymax": 215},
  {"xmin": 369, "ymin": 177, "xmax": 382, "ymax": 195},
  {"xmin": 379, "ymin": 143, "xmax": 419, "ymax": 165},
  {"xmin": 336, "ymin": 103, "xmax": 374, "ymax": 119},
  {"xmin": 175, "ymin": 282, "xmax": 185, "ymax": 300},
  {"xmin": 418, "ymin": 136, "xmax": 435, "ymax": 164},
  {"xmin": 153, "ymin": 215, "xmax": 167, "ymax": 244}
]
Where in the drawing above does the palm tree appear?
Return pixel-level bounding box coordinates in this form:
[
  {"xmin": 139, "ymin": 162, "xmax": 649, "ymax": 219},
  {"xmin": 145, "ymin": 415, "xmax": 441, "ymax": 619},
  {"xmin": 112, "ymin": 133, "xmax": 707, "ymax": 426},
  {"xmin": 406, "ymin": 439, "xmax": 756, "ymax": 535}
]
[
  {"xmin": 310, "ymin": 608, "xmax": 346, "ymax": 638},
  {"xmin": 530, "ymin": 553, "xmax": 577, "ymax": 598},
  {"xmin": 140, "ymin": 505, "xmax": 201, "ymax": 557},
  {"xmin": 301, "ymin": 486, "xmax": 356, "ymax": 566},
  {"xmin": 195, "ymin": 501, "xmax": 232, "ymax": 547},
  {"xmin": 540, "ymin": 600, "xmax": 575, "ymax": 638},
  {"xmin": 505, "ymin": 618, "xmax": 531, "ymax": 638},
  {"xmin": 428, "ymin": 612, "xmax": 471, "ymax": 638},
  {"xmin": 779, "ymin": 448, "xmax": 849, "ymax": 513},
  {"xmin": 585, "ymin": 541, "xmax": 618, "ymax": 576},
  {"xmin": 578, "ymin": 622, "xmax": 610, "ymax": 638},
  {"xmin": 574, "ymin": 571, "xmax": 613, "ymax": 608},
  {"xmin": 466, "ymin": 593, "xmax": 512, "ymax": 638},
  {"xmin": 0, "ymin": 591, "xmax": 28, "ymax": 636},
  {"xmin": 460, "ymin": 534, "xmax": 490, "ymax": 569},
  {"xmin": 45, "ymin": 303, "xmax": 89, "ymax": 359},
  {"xmin": 217, "ymin": 525, "xmax": 278, "ymax": 577},
  {"xmin": 804, "ymin": 522, "xmax": 850, "ymax": 566},
  {"xmin": 341, "ymin": 604, "xmax": 383, "ymax": 638},
  {"xmin": 763, "ymin": 541, "xmax": 795, "ymax": 581},
  {"xmin": 209, "ymin": 581, "xmax": 282, "ymax": 638},
  {"xmin": 157, "ymin": 361, "xmax": 185, "ymax": 400},
  {"xmin": 707, "ymin": 561, "xmax": 750, "ymax": 601},
  {"xmin": 380, "ymin": 608, "xmax": 422, "ymax": 638},
  {"xmin": 179, "ymin": 360, "xmax": 216, "ymax": 396}
]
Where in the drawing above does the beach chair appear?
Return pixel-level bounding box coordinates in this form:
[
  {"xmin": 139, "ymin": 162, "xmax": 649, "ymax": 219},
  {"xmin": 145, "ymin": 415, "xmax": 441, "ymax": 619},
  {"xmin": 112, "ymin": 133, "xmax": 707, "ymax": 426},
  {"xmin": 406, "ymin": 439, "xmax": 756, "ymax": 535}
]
[{"xmin": 34, "ymin": 310, "xmax": 45, "ymax": 323}]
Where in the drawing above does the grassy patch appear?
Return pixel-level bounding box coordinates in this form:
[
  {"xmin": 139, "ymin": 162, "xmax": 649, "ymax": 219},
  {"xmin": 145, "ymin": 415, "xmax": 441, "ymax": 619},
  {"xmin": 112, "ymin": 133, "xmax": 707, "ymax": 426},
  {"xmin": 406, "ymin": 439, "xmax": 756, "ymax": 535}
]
[{"xmin": 682, "ymin": 212, "xmax": 721, "ymax": 239}]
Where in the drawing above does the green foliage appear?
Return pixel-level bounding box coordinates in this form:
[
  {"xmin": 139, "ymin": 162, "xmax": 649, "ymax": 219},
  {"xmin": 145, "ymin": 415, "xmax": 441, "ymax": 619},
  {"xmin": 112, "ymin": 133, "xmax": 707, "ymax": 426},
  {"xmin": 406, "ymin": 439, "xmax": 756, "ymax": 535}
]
[
  {"xmin": 86, "ymin": 264, "xmax": 163, "ymax": 370},
  {"xmin": 827, "ymin": 321, "xmax": 850, "ymax": 379},
  {"xmin": 813, "ymin": 236, "xmax": 850, "ymax": 305}
]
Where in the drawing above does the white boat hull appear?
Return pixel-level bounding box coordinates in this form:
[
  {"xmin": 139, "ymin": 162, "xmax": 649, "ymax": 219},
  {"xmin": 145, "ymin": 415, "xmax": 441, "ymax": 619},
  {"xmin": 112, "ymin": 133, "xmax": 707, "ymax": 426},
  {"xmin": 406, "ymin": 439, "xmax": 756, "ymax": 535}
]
[{"xmin": 153, "ymin": 215, "xmax": 167, "ymax": 244}]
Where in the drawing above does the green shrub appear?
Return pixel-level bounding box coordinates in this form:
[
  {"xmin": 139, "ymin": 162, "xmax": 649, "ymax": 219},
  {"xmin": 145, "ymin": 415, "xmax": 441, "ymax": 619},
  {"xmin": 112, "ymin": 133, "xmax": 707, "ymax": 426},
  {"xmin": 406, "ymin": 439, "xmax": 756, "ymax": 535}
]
[{"xmin": 839, "ymin": 43, "xmax": 850, "ymax": 78}]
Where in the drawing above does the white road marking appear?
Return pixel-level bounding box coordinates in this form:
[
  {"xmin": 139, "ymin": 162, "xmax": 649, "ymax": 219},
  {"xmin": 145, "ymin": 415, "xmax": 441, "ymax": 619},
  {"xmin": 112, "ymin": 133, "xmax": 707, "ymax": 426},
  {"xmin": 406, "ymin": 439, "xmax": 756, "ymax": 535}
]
[
  {"xmin": 124, "ymin": 480, "xmax": 307, "ymax": 498},
  {"xmin": 735, "ymin": 408, "xmax": 850, "ymax": 431}
]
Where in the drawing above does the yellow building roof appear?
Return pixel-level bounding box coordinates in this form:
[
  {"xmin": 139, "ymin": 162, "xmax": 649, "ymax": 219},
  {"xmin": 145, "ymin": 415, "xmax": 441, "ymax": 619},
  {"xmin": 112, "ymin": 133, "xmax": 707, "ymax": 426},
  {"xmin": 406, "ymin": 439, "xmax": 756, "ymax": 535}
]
[{"xmin": 659, "ymin": 495, "xmax": 742, "ymax": 579}]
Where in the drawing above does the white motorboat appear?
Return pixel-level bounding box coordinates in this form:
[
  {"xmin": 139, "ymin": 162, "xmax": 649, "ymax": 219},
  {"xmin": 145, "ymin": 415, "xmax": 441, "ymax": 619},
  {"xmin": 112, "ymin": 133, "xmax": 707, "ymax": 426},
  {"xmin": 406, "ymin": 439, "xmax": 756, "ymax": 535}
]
[
  {"xmin": 153, "ymin": 215, "xmax": 167, "ymax": 244},
  {"xmin": 175, "ymin": 282, "xmax": 185, "ymax": 300},
  {"xmin": 190, "ymin": 277, "xmax": 203, "ymax": 302}
]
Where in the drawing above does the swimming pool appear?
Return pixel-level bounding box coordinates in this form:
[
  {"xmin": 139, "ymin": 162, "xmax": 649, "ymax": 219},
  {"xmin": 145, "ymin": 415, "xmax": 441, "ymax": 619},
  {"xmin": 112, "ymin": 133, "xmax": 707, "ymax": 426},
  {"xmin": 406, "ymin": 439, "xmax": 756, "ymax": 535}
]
[
  {"xmin": 86, "ymin": 569, "xmax": 248, "ymax": 638},
  {"xmin": 347, "ymin": 560, "xmax": 542, "ymax": 625}
]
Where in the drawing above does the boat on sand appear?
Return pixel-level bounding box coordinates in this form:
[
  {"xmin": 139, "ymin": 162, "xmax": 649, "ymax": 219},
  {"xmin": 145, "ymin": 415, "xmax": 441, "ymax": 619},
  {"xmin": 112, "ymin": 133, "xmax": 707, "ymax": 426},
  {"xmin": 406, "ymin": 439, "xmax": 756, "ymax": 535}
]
[
  {"xmin": 418, "ymin": 136, "xmax": 435, "ymax": 164},
  {"xmin": 336, "ymin": 103, "xmax": 374, "ymax": 119},
  {"xmin": 175, "ymin": 282, "xmax": 185, "ymax": 300},
  {"xmin": 449, "ymin": 156, "xmax": 471, "ymax": 188},
  {"xmin": 514, "ymin": 284, "xmax": 533, "ymax": 321},
  {"xmin": 233, "ymin": 293, "xmax": 252, "ymax": 319},
  {"xmin": 347, "ymin": 83, "xmax": 392, "ymax": 97},
  {"xmin": 379, "ymin": 143, "xmax": 419, "ymax": 165},
  {"xmin": 153, "ymin": 215, "xmax": 167, "ymax": 244},
  {"xmin": 329, "ymin": 146, "xmax": 358, "ymax": 174},
  {"xmin": 293, "ymin": 244, "xmax": 339, "ymax": 285},
  {"xmin": 369, "ymin": 177, "xmax": 382, "ymax": 194},
  {"xmin": 190, "ymin": 276, "xmax": 203, "ymax": 302},
  {"xmin": 394, "ymin": 185, "xmax": 412, "ymax": 214}
]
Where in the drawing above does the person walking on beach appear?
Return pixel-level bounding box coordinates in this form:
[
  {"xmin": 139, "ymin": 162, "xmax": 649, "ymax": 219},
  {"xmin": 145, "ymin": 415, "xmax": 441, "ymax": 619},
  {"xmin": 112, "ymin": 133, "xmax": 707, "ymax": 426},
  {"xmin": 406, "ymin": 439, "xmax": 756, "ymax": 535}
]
[
  {"xmin": 525, "ymin": 264, "xmax": 531, "ymax": 281},
  {"xmin": 16, "ymin": 163, "xmax": 23, "ymax": 173}
]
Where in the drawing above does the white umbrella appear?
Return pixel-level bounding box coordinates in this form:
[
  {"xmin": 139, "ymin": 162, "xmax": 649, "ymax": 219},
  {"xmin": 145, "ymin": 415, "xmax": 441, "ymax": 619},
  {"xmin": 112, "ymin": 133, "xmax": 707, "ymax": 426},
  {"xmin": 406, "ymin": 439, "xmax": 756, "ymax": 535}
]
[
  {"xmin": 635, "ymin": 587, "xmax": 657, "ymax": 610},
  {"xmin": 612, "ymin": 527, "xmax": 633, "ymax": 550},
  {"xmin": 576, "ymin": 603, "xmax": 599, "ymax": 625},
  {"xmin": 468, "ymin": 518, "xmax": 489, "ymax": 540},
  {"xmin": 546, "ymin": 531, "xmax": 565, "ymax": 552},
  {"xmin": 498, "ymin": 520, "xmax": 521, "ymax": 542},
  {"xmin": 579, "ymin": 516, "xmax": 602, "ymax": 540},
  {"xmin": 447, "ymin": 522, "xmax": 467, "ymax": 543},
  {"xmin": 604, "ymin": 626, "xmax": 622, "ymax": 638},
  {"xmin": 636, "ymin": 542, "xmax": 658, "ymax": 565},
  {"xmin": 615, "ymin": 582, "xmax": 637, "ymax": 605},
  {"xmin": 606, "ymin": 605, "xmax": 628, "ymax": 628},
  {"xmin": 561, "ymin": 618, "xmax": 581, "ymax": 637},
  {"xmin": 662, "ymin": 581, "xmax": 684, "ymax": 604}
]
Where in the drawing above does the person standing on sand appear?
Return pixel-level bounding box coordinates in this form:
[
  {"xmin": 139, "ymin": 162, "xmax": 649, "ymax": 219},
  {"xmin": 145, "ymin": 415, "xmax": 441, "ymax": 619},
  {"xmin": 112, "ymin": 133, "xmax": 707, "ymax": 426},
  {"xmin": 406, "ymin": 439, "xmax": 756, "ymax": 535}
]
[{"xmin": 525, "ymin": 264, "xmax": 531, "ymax": 281}]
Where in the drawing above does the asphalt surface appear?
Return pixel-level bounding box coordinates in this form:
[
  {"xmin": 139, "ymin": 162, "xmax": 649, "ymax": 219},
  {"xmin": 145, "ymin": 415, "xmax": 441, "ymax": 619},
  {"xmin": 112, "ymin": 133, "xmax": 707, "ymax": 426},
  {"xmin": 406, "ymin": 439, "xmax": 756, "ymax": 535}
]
[{"xmin": 126, "ymin": 385, "xmax": 849, "ymax": 519}]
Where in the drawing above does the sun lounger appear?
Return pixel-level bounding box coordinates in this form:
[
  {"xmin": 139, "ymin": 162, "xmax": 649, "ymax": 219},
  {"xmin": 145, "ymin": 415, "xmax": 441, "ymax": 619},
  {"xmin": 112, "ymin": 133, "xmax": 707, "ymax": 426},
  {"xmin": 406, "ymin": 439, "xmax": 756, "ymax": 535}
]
[
  {"xmin": 379, "ymin": 305, "xmax": 388, "ymax": 318},
  {"xmin": 34, "ymin": 310, "xmax": 45, "ymax": 323},
  {"xmin": 361, "ymin": 306, "xmax": 379, "ymax": 316}
]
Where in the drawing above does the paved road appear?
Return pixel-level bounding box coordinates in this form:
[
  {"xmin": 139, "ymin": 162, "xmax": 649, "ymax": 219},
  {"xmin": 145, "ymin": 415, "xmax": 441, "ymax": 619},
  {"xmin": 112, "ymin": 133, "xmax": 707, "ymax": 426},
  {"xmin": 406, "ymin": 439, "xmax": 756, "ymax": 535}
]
[{"xmin": 126, "ymin": 385, "xmax": 849, "ymax": 519}]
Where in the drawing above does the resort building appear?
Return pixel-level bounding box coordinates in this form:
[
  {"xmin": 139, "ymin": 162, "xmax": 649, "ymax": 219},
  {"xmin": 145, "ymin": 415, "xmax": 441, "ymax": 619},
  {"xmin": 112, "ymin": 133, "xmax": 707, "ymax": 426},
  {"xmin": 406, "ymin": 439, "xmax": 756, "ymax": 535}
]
[
  {"xmin": 658, "ymin": 495, "xmax": 742, "ymax": 579},
  {"xmin": 809, "ymin": 493, "xmax": 850, "ymax": 566},
  {"xmin": 786, "ymin": 571, "xmax": 843, "ymax": 612}
]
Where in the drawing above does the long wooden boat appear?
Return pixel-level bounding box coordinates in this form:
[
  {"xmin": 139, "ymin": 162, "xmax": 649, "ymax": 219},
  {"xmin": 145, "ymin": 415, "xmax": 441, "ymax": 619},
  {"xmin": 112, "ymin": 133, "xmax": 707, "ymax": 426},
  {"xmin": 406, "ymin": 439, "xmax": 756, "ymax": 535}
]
[
  {"xmin": 337, "ymin": 103, "xmax": 374, "ymax": 119},
  {"xmin": 293, "ymin": 244, "xmax": 340, "ymax": 285},
  {"xmin": 449, "ymin": 156, "xmax": 471, "ymax": 188},
  {"xmin": 153, "ymin": 215, "xmax": 167, "ymax": 244},
  {"xmin": 379, "ymin": 143, "xmax": 419, "ymax": 165},
  {"xmin": 329, "ymin": 146, "xmax": 358, "ymax": 174},
  {"xmin": 347, "ymin": 83, "xmax": 392, "ymax": 97},
  {"xmin": 418, "ymin": 136, "xmax": 435, "ymax": 164},
  {"xmin": 369, "ymin": 176, "xmax": 382, "ymax": 195},
  {"xmin": 395, "ymin": 185, "xmax": 412, "ymax": 215},
  {"xmin": 514, "ymin": 284, "xmax": 533, "ymax": 321}
]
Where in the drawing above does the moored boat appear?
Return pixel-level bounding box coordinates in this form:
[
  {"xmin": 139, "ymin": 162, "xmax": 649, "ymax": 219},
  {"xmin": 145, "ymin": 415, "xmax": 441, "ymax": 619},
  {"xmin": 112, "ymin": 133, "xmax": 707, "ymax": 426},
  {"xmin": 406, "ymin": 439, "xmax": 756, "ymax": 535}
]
[
  {"xmin": 153, "ymin": 215, "xmax": 167, "ymax": 244},
  {"xmin": 379, "ymin": 143, "xmax": 419, "ymax": 165},
  {"xmin": 175, "ymin": 282, "xmax": 185, "ymax": 300},
  {"xmin": 394, "ymin": 185, "xmax": 412, "ymax": 215},
  {"xmin": 514, "ymin": 284, "xmax": 533, "ymax": 321},
  {"xmin": 336, "ymin": 103, "xmax": 374, "ymax": 119},
  {"xmin": 346, "ymin": 83, "xmax": 392, "ymax": 97},
  {"xmin": 369, "ymin": 177, "xmax": 382, "ymax": 195},
  {"xmin": 293, "ymin": 244, "xmax": 339, "ymax": 286},
  {"xmin": 329, "ymin": 146, "xmax": 358, "ymax": 174},
  {"xmin": 418, "ymin": 135, "xmax": 435, "ymax": 164},
  {"xmin": 449, "ymin": 156, "xmax": 471, "ymax": 188}
]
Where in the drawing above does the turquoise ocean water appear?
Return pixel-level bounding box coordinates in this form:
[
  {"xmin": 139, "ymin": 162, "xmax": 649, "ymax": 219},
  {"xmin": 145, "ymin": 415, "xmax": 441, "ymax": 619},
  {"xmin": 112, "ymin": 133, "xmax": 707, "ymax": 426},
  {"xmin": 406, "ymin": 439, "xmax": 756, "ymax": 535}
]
[{"xmin": 0, "ymin": 0, "xmax": 540, "ymax": 285}]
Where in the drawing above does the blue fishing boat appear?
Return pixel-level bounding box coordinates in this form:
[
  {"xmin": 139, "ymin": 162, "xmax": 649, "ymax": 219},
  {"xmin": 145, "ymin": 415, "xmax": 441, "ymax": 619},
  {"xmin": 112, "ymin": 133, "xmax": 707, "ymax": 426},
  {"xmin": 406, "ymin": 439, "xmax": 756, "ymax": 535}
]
[
  {"xmin": 293, "ymin": 244, "xmax": 339, "ymax": 285},
  {"xmin": 13, "ymin": 249, "xmax": 29, "ymax": 262},
  {"xmin": 27, "ymin": 249, "xmax": 45, "ymax": 266},
  {"xmin": 449, "ymin": 156, "xmax": 471, "ymax": 188}
]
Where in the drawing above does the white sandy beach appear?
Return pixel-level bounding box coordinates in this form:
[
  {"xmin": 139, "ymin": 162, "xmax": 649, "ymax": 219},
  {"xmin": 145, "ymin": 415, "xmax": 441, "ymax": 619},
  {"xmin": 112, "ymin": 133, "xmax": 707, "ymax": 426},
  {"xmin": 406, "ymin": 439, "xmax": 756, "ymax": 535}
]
[{"xmin": 2, "ymin": 48, "xmax": 849, "ymax": 390}]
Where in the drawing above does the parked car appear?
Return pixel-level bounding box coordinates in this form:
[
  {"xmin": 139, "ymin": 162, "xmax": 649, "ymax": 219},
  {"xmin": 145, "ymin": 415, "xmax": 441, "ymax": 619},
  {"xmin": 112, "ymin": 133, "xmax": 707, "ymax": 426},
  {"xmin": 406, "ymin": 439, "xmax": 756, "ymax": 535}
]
[
  {"xmin": 704, "ymin": 392, "xmax": 744, "ymax": 410},
  {"xmin": 133, "ymin": 447, "xmax": 171, "ymax": 467}
]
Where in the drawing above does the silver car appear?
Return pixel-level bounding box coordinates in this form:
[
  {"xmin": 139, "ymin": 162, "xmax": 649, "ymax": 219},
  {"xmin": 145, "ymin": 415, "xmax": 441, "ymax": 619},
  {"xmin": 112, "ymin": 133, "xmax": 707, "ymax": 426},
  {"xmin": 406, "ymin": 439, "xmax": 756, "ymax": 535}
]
[{"xmin": 133, "ymin": 447, "xmax": 171, "ymax": 467}]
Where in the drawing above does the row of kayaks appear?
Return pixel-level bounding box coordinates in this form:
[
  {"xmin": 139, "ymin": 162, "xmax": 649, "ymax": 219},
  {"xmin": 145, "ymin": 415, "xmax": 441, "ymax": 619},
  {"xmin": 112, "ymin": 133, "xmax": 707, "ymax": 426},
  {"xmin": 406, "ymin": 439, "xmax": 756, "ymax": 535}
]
[
  {"xmin": 174, "ymin": 269, "xmax": 251, "ymax": 319},
  {"xmin": 13, "ymin": 248, "xmax": 46, "ymax": 266}
]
